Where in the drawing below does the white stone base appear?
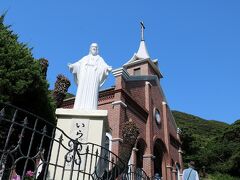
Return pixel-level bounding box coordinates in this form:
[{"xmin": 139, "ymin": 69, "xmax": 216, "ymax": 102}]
[
  {"xmin": 55, "ymin": 108, "xmax": 107, "ymax": 144},
  {"xmin": 48, "ymin": 108, "xmax": 107, "ymax": 180}
]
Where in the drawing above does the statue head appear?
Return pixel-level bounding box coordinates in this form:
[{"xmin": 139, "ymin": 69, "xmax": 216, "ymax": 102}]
[{"xmin": 89, "ymin": 43, "xmax": 99, "ymax": 56}]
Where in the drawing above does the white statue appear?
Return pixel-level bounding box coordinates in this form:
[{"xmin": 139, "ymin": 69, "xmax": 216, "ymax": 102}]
[{"xmin": 68, "ymin": 43, "xmax": 112, "ymax": 110}]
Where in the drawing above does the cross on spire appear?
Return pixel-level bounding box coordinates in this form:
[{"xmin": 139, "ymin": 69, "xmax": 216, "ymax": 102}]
[{"xmin": 140, "ymin": 21, "xmax": 145, "ymax": 41}]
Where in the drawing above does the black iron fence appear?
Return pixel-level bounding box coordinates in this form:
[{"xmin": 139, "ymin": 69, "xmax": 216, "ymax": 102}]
[
  {"xmin": 0, "ymin": 103, "xmax": 150, "ymax": 180},
  {"xmin": 121, "ymin": 164, "xmax": 149, "ymax": 180}
]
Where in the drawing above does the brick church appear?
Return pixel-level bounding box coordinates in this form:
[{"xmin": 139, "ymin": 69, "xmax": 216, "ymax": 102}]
[{"xmin": 62, "ymin": 25, "xmax": 183, "ymax": 179}]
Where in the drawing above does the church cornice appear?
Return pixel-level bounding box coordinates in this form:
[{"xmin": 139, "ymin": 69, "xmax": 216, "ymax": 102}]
[
  {"xmin": 99, "ymin": 87, "xmax": 115, "ymax": 100},
  {"xmin": 112, "ymin": 67, "xmax": 130, "ymax": 80}
]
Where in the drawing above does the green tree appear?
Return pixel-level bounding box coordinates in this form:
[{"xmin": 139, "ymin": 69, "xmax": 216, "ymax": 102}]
[
  {"xmin": 0, "ymin": 14, "xmax": 55, "ymax": 122},
  {"xmin": 212, "ymin": 120, "xmax": 240, "ymax": 176}
]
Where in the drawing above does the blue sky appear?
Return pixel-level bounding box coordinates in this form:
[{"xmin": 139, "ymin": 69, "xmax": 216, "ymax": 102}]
[{"xmin": 1, "ymin": 0, "xmax": 239, "ymax": 124}]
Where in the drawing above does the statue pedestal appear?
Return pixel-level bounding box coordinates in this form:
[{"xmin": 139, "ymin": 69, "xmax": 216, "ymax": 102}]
[
  {"xmin": 55, "ymin": 108, "xmax": 107, "ymax": 144},
  {"xmin": 48, "ymin": 108, "xmax": 107, "ymax": 180}
]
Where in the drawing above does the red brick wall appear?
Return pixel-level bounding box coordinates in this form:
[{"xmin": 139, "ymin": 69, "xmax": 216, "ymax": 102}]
[
  {"xmin": 149, "ymin": 83, "xmax": 165, "ymax": 148},
  {"xmin": 126, "ymin": 60, "xmax": 158, "ymax": 77},
  {"xmin": 126, "ymin": 81, "xmax": 146, "ymax": 108},
  {"xmin": 148, "ymin": 63, "xmax": 156, "ymax": 76},
  {"xmin": 126, "ymin": 62, "xmax": 149, "ymax": 76},
  {"xmin": 126, "ymin": 108, "xmax": 147, "ymax": 139}
]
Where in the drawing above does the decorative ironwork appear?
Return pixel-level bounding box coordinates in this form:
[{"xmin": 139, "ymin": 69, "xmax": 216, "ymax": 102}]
[
  {"xmin": 122, "ymin": 164, "xmax": 150, "ymax": 180},
  {"xmin": 0, "ymin": 103, "xmax": 151, "ymax": 180}
]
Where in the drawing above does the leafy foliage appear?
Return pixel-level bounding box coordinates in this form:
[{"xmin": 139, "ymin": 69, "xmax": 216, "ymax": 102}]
[
  {"xmin": 206, "ymin": 173, "xmax": 239, "ymax": 180},
  {"xmin": 53, "ymin": 74, "xmax": 71, "ymax": 108},
  {"xmin": 0, "ymin": 15, "xmax": 55, "ymax": 123},
  {"xmin": 65, "ymin": 92, "xmax": 75, "ymax": 99},
  {"xmin": 101, "ymin": 121, "xmax": 139, "ymax": 179},
  {"xmin": 38, "ymin": 58, "xmax": 49, "ymax": 78},
  {"xmin": 173, "ymin": 111, "xmax": 240, "ymax": 178}
]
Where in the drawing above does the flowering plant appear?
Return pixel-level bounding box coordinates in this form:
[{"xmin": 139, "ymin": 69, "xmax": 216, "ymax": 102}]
[
  {"xmin": 24, "ymin": 170, "xmax": 35, "ymax": 180},
  {"xmin": 11, "ymin": 170, "xmax": 36, "ymax": 180},
  {"xmin": 12, "ymin": 175, "xmax": 21, "ymax": 180}
]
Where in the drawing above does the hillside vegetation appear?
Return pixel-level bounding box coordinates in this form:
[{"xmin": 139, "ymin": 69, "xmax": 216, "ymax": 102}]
[{"xmin": 173, "ymin": 111, "xmax": 240, "ymax": 178}]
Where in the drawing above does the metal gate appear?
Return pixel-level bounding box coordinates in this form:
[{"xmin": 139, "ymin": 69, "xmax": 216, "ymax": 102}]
[{"xmin": 0, "ymin": 103, "xmax": 150, "ymax": 180}]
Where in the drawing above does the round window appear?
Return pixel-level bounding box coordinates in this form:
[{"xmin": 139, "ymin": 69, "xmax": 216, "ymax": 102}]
[{"xmin": 154, "ymin": 108, "xmax": 161, "ymax": 125}]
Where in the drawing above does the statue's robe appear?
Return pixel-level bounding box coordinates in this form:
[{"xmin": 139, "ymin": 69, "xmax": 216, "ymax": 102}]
[{"xmin": 69, "ymin": 54, "xmax": 110, "ymax": 110}]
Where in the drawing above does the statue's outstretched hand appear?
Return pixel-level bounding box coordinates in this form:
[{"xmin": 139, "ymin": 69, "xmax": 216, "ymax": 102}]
[{"xmin": 108, "ymin": 66, "xmax": 112, "ymax": 72}]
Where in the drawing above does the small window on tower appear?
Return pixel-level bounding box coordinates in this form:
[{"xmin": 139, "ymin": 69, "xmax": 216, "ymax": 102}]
[{"xmin": 133, "ymin": 68, "xmax": 141, "ymax": 75}]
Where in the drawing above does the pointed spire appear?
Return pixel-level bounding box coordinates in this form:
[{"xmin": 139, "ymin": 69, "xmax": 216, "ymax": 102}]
[
  {"xmin": 136, "ymin": 41, "xmax": 150, "ymax": 59},
  {"xmin": 136, "ymin": 21, "xmax": 150, "ymax": 59}
]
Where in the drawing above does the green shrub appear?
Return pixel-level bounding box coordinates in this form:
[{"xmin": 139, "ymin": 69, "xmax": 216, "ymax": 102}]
[{"xmin": 208, "ymin": 173, "xmax": 239, "ymax": 180}]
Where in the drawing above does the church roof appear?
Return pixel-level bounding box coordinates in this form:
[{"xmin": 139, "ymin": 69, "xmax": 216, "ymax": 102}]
[
  {"xmin": 125, "ymin": 40, "xmax": 150, "ymax": 65},
  {"xmin": 136, "ymin": 40, "xmax": 150, "ymax": 59}
]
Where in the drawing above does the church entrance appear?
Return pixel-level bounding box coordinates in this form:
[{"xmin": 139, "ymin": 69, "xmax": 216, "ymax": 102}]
[
  {"xmin": 135, "ymin": 139, "xmax": 146, "ymax": 179},
  {"xmin": 153, "ymin": 139, "xmax": 165, "ymax": 179}
]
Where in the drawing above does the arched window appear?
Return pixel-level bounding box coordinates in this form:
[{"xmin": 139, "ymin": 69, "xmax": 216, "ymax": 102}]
[
  {"xmin": 153, "ymin": 139, "xmax": 167, "ymax": 179},
  {"xmin": 135, "ymin": 139, "xmax": 146, "ymax": 180},
  {"xmin": 102, "ymin": 133, "xmax": 112, "ymax": 171},
  {"xmin": 105, "ymin": 133, "xmax": 112, "ymax": 152}
]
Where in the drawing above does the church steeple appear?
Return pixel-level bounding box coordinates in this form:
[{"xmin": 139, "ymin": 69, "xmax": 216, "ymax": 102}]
[
  {"xmin": 123, "ymin": 22, "xmax": 162, "ymax": 79},
  {"xmin": 136, "ymin": 21, "xmax": 150, "ymax": 59}
]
